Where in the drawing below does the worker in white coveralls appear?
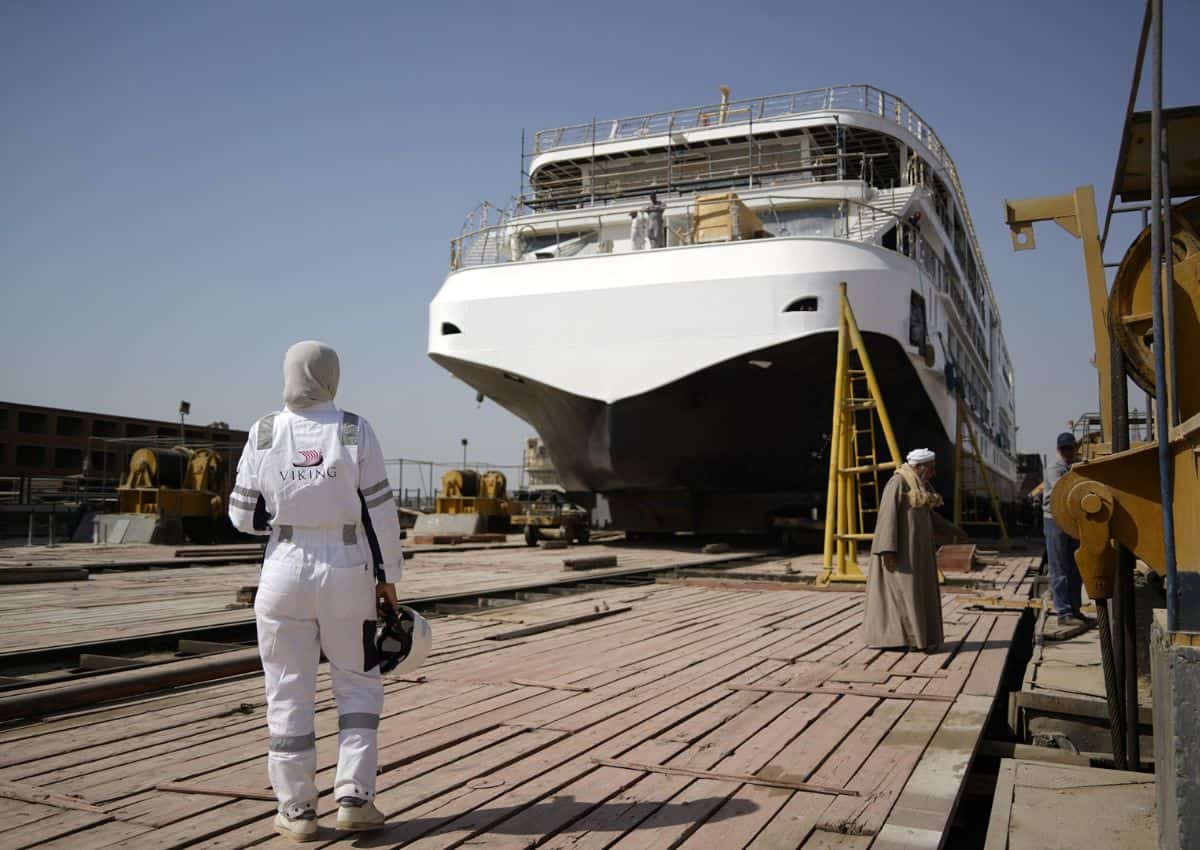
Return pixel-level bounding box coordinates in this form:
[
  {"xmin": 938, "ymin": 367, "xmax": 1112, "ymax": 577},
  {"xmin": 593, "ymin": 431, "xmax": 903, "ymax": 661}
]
[
  {"xmin": 229, "ymin": 340, "xmax": 402, "ymax": 841},
  {"xmin": 863, "ymin": 448, "xmax": 944, "ymax": 651}
]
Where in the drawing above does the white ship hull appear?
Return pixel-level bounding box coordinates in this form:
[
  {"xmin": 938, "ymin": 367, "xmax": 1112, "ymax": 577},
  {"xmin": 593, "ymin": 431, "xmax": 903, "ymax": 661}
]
[{"xmin": 430, "ymin": 236, "xmax": 1016, "ymax": 531}]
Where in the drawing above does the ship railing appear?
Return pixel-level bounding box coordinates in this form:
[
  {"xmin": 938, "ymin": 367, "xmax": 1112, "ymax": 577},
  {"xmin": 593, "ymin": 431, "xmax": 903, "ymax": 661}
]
[
  {"xmin": 532, "ymin": 85, "xmax": 939, "ymax": 156},
  {"xmin": 531, "ymin": 84, "xmax": 986, "ymax": 302},
  {"xmin": 450, "ymin": 192, "xmax": 919, "ymax": 271},
  {"xmin": 526, "ymin": 149, "xmax": 858, "ymax": 208}
]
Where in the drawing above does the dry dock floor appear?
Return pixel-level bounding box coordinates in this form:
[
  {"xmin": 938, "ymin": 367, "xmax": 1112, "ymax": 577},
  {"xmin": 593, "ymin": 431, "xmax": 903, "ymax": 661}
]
[
  {"xmin": 0, "ymin": 548, "xmax": 1040, "ymax": 849},
  {"xmin": 0, "ymin": 539, "xmax": 764, "ymax": 656}
]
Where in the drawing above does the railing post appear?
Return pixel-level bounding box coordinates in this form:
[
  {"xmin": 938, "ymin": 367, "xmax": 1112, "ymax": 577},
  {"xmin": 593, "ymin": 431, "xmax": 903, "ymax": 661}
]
[{"xmin": 666, "ymin": 115, "xmax": 674, "ymax": 193}]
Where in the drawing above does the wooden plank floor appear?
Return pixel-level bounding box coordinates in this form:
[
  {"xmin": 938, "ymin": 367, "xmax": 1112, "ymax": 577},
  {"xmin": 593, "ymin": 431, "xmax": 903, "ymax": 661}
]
[
  {"xmin": 0, "ymin": 559, "xmax": 1029, "ymax": 849},
  {"xmin": 0, "ymin": 542, "xmax": 766, "ymax": 656},
  {"xmin": 983, "ymin": 758, "xmax": 1155, "ymax": 850},
  {"xmin": 1012, "ymin": 600, "xmax": 1154, "ymax": 757}
]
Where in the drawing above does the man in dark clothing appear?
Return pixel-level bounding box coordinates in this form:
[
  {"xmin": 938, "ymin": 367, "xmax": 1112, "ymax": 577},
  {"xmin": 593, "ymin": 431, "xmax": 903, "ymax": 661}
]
[{"xmin": 1043, "ymin": 432, "xmax": 1093, "ymax": 629}]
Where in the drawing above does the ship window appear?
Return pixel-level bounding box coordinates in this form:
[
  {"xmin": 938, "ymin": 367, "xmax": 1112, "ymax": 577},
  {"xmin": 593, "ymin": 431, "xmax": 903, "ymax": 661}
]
[
  {"xmin": 523, "ymin": 231, "xmax": 594, "ymax": 256},
  {"xmin": 909, "ymin": 291, "xmax": 928, "ymax": 347},
  {"xmin": 441, "ymin": 323, "xmax": 462, "ymax": 336},
  {"xmin": 784, "ymin": 297, "xmax": 818, "ymax": 313}
]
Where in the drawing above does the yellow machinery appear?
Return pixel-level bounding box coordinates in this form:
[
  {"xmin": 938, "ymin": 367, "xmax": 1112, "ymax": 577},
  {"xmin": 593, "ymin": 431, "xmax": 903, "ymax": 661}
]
[
  {"xmin": 1004, "ymin": 192, "xmax": 1199, "ymax": 610},
  {"xmin": 1005, "ymin": 104, "xmax": 1199, "ymax": 777},
  {"xmin": 118, "ymin": 447, "xmax": 226, "ymax": 519},
  {"xmin": 1037, "ymin": 198, "xmax": 1200, "ymax": 606},
  {"xmin": 509, "ymin": 489, "xmax": 590, "ymax": 546},
  {"xmin": 434, "ymin": 469, "xmax": 510, "ymax": 532},
  {"xmin": 117, "ymin": 447, "xmax": 228, "ymax": 543}
]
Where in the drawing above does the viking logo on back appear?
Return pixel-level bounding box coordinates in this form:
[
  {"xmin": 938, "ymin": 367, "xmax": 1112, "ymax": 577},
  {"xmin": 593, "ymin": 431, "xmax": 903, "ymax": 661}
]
[{"xmin": 293, "ymin": 450, "xmax": 323, "ymax": 468}]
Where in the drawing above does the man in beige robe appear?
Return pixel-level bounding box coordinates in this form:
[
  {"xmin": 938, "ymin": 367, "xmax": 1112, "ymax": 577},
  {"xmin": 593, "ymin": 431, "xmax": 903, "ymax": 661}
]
[{"xmin": 863, "ymin": 448, "xmax": 944, "ymax": 650}]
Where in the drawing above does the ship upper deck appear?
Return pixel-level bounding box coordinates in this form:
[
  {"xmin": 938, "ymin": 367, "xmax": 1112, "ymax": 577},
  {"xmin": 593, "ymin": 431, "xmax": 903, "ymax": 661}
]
[
  {"xmin": 529, "ymin": 84, "xmax": 989, "ymax": 297},
  {"xmin": 534, "ymin": 85, "xmax": 945, "ymax": 160}
]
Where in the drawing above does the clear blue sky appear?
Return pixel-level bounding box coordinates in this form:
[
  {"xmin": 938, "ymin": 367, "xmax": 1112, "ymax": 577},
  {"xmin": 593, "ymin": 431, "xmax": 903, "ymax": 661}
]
[{"xmin": 3, "ymin": 0, "xmax": 1197, "ymax": 468}]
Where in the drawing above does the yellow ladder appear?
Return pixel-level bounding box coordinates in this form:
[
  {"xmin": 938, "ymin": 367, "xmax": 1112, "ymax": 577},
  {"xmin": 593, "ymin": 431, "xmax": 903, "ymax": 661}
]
[
  {"xmin": 818, "ymin": 283, "xmax": 902, "ymax": 585},
  {"xmin": 953, "ymin": 397, "xmax": 1010, "ymax": 545}
]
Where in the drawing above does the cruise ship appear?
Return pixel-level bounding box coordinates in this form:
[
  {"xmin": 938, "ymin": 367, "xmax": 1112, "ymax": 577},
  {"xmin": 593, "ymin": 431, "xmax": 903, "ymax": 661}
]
[{"xmin": 428, "ymin": 85, "xmax": 1018, "ymax": 534}]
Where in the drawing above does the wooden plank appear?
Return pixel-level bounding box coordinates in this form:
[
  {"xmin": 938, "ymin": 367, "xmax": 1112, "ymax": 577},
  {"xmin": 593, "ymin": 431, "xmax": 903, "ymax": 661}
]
[
  {"xmin": 729, "ymin": 684, "xmax": 956, "ymax": 702},
  {"xmin": 563, "ymin": 555, "xmax": 618, "ymax": 569},
  {"xmin": 0, "ymin": 567, "xmax": 89, "ymax": 584},
  {"xmin": 873, "ymin": 694, "xmax": 994, "ymax": 849},
  {"xmin": 0, "ymin": 806, "xmax": 115, "ymax": 848},
  {"xmin": 591, "ymin": 757, "xmax": 855, "ymax": 795},
  {"xmin": 826, "ymin": 669, "xmax": 948, "ymax": 684},
  {"xmin": 813, "ymin": 698, "xmax": 952, "ymax": 836},
  {"xmin": 982, "ymin": 758, "xmax": 1017, "ymax": 850},
  {"xmin": 485, "ymin": 606, "xmax": 630, "ymax": 639},
  {"xmin": 154, "ymin": 782, "xmax": 275, "ymax": 801},
  {"xmin": 508, "ymin": 679, "xmax": 591, "ymax": 692},
  {"xmin": 0, "ymin": 779, "xmax": 110, "ymax": 814},
  {"xmin": 964, "ymin": 613, "xmax": 1019, "ymax": 696}
]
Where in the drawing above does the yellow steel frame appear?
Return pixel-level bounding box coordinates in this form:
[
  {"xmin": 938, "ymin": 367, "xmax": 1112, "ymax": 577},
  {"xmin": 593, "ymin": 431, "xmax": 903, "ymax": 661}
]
[
  {"xmin": 1003, "ymin": 186, "xmax": 1113, "ymax": 440},
  {"xmin": 953, "ymin": 396, "xmax": 1010, "ymax": 544},
  {"xmin": 819, "ymin": 283, "xmax": 902, "ymax": 585}
]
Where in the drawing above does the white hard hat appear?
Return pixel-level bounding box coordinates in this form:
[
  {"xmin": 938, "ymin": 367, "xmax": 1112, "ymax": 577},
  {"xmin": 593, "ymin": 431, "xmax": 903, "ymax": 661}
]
[{"xmin": 377, "ymin": 605, "xmax": 433, "ymax": 675}]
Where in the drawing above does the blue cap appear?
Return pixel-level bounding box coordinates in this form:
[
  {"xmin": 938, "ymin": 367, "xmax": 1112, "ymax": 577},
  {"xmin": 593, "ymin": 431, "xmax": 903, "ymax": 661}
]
[{"xmin": 1056, "ymin": 432, "xmax": 1077, "ymax": 449}]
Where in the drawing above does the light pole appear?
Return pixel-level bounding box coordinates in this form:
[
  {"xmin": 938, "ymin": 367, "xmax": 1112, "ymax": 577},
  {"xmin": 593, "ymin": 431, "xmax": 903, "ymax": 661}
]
[
  {"xmin": 461, "ymin": 438, "xmax": 468, "ymax": 470},
  {"xmin": 178, "ymin": 400, "xmax": 191, "ymax": 445}
]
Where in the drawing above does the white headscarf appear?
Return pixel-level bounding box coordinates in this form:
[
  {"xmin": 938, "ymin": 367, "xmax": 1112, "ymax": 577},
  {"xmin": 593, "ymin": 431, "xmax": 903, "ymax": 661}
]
[
  {"xmin": 906, "ymin": 448, "xmax": 936, "ymax": 466},
  {"xmin": 282, "ymin": 341, "xmax": 340, "ymax": 410}
]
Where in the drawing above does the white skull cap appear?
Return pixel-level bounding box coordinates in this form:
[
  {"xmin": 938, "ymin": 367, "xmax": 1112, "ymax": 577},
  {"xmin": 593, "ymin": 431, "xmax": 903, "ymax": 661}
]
[{"xmin": 906, "ymin": 448, "xmax": 936, "ymax": 465}]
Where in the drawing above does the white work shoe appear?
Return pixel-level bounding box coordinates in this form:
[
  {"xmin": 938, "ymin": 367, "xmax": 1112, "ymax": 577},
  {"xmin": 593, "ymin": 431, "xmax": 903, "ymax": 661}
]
[
  {"xmin": 273, "ymin": 810, "xmax": 319, "ymax": 842},
  {"xmin": 336, "ymin": 797, "xmax": 386, "ymax": 831}
]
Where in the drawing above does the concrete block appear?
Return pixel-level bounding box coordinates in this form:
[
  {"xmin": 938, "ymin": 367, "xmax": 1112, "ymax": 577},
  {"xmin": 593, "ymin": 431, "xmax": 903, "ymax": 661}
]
[
  {"xmin": 411, "ymin": 513, "xmax": 485, "ymax": 537},
  {"xmin": 95, "ymin": 513, "xmax": 160, "ymax": 544},
  {"xmin": 1151, "ymin": 608, "xmax": 1200, "ymax": 850}
]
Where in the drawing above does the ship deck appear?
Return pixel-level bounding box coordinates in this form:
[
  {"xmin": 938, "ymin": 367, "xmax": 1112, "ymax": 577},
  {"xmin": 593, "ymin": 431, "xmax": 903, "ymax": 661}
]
[{"xmin": 0, "ymin": 544, "xmax": 1040, "ymax": 849}]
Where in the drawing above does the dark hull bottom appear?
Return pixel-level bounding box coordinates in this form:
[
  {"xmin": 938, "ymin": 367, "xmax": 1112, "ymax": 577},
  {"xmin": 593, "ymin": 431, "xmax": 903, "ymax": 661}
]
[{"xmin": 433, "ymin": 332, "xmax": 1001, "ymax": 533}]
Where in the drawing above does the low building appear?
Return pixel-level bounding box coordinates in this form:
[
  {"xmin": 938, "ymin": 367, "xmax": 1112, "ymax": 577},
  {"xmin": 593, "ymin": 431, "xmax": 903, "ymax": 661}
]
[{"xmin": 0, "ymin": 401, "xmax": 247, "ymax": 497}]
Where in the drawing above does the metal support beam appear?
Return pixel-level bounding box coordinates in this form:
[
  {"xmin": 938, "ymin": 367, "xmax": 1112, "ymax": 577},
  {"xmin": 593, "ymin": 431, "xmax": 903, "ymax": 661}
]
[{"xmin": 1004, "ymin": 187, "xmax": 1113, "ymax": 441}]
